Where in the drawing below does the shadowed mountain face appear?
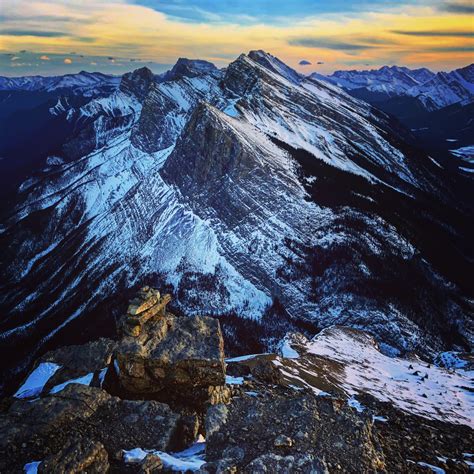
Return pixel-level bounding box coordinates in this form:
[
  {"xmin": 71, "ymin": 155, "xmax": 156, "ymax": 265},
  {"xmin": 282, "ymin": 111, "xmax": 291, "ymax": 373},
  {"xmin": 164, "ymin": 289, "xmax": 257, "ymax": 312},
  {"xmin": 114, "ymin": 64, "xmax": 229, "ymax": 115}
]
[{"xmin": 0, "ymin": 51, "xmax": 473, "ymax": 395}]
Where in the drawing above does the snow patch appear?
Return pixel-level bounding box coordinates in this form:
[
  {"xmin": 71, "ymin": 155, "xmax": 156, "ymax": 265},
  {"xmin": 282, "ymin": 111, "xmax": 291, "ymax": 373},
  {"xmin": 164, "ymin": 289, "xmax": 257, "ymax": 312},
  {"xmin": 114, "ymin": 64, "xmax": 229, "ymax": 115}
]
[
  {"xmin": 123, "ymin": 436, "xmax": 206, "ymax": 472},
  {"xmin": 14, "ymin": 362, "xmax": 61, "ymax": 398},
  {"xmin": 50, "ymin": 372, "xmax": 94, "ymax": 394},
  {"xmin": 24, "ymin": 461, "xmax": 42, "ymax": 474},
  {"xmin": 226, "ymin": 375, "xmax": 244, "ymax": 385}
]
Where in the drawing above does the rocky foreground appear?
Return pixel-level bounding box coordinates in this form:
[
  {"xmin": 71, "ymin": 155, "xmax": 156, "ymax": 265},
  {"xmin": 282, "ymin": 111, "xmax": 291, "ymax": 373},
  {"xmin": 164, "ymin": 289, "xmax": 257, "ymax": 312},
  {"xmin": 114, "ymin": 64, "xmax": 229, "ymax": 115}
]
[{"xmin": 1, "ymin": 288, "xmax": 472, "ymax": 473}]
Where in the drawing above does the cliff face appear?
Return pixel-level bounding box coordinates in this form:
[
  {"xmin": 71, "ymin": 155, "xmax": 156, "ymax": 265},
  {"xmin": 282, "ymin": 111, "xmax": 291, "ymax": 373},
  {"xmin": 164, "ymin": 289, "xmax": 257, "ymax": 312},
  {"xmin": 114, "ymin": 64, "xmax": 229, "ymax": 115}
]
[{"xmin": 1, "ymin": 288, "xmax": 472, "ymax": 473}]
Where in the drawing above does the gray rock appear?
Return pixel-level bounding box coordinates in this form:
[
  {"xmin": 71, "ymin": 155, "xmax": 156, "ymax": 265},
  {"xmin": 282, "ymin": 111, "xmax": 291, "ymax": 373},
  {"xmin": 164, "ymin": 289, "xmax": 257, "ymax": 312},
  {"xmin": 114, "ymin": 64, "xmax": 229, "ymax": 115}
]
[
  {"xmin": 38, "ymin": 438, "xmax": 109, "ymax": 473},
  {"xmin": 205, "ymin": 391, "xmax": 385, "ymax": 472},
  {"xmin": 206, "ymin": 404, "xmax": 229, "ymax": 438},
  {"xmin": 0, "ymin": 383, "xmax": 194, "ymax": 471},
  {"xmin": 274, "ymin": 434, "xmax": 293, "ymax": 448},
  {"xmin": 139, "ymin": 453, "xmax": 163, "ymax": 473},
  {"xmin": 246, "ymin": 453, "xmax": 328, "ymax": 474}
]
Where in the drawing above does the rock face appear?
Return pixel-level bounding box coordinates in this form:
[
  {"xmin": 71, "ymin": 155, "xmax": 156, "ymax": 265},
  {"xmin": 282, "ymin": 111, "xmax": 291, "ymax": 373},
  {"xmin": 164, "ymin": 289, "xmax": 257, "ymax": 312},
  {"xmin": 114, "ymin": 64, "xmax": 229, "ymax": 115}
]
[
  {"xmin": 38, "ymin": 439, "xmax": 109, "ymax": 474},
  {"xmin": 161, "ymin": 58, "xmax": 217, "ymax": 82},
  {"xmin": 119, "ymin": 67, "xmax": 156, "ymax": 101},
  {"xmin": 111, "ymin": 289, "xmax": 227, "ymax": 407}
]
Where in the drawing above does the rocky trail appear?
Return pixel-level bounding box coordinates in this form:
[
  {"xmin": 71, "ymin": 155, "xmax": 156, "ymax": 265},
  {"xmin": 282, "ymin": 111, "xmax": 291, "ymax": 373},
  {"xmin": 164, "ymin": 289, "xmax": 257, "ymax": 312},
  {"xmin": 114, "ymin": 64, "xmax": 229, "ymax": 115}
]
[{"xmin": 1, "ymin": 288, "xmax": 472, "ymax": 473}]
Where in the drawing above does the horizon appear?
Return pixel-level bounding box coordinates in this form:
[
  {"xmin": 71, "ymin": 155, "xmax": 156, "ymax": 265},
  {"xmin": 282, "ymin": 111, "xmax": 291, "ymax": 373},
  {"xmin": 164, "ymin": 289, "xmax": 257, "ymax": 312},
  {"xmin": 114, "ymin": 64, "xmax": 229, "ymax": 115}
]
[
  {"xmin": 1, "ymin": 51, "xmax": 473, "ymax": 79},
  {"xmin": 0, "ymin": 0, "xmax": 473, "ymax": 76}
]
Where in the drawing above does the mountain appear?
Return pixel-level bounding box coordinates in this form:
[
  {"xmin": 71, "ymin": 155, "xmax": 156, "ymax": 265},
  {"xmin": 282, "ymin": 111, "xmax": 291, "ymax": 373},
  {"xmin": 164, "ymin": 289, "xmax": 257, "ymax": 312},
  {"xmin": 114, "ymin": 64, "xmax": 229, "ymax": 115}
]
[
  {"xmin": 158, "ymin": 57, "xmax": 218, "ymax": 82},
  {"xmin": 317, "ymin": 64, "xmax": 474, "ymax": 160},
  {"xmin": 0, "ymin": 71, "xmax": 122, "ymax": 200},
  {"xmin": 0, "ymin": 51, "xmax": 473, "ymax": 395},
  {"xmin": 0, "ymin": 71, "xmax": 120, "ymax": 96},
  {"xmin": 321, "ymin": 64, "xmax": 474, "ymax": 111},
  {"xmin": 325, "ymin": 65, "xmax": 435, "ymax": 96}
]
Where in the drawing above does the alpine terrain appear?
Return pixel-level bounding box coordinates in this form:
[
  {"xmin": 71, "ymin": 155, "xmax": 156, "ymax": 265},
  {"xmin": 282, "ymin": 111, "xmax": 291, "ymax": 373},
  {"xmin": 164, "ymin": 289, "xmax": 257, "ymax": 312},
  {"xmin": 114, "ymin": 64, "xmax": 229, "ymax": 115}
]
[{"xmin": 0, "ymin": 50, "xmax": 473, "ymax": 401}]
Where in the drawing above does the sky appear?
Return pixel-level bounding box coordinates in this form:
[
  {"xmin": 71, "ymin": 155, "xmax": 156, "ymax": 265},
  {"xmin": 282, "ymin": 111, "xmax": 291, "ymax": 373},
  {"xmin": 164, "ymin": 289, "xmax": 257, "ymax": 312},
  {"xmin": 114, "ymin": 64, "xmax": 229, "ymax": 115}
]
[{"xmin": 0, "ymin": 0, "xmax": 473, "ymax": 76}]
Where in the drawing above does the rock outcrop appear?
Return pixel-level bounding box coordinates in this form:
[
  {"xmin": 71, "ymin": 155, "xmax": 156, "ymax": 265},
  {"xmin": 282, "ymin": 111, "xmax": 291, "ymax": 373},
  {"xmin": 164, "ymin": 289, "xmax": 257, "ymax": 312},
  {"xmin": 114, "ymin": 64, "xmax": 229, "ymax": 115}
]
[
  {"xmin": 109, "ymin": 288, "xmax": 227, "ymax": 407},
  {"xmin": 119, "ymin": 66, "xmax": 156, "ymax": 101},
  {"xmin": 1, "ymin": 288, "xmax": 473, "ymax": 473}
]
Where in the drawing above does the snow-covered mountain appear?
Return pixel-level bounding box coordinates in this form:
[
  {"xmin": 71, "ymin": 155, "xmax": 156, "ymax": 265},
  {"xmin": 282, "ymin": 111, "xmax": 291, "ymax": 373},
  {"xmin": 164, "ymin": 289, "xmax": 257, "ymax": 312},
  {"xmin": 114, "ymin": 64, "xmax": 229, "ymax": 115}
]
[
  {"xmin": 320, "ymin": 64, "xmax": 474, "ymax": 111},
  {"xmin": 0, "ymin": 71, "xmax": 120, "ymax": 96},
  {"xmin": 1, "ymin": 51, "xmax": 473, "ymax": 394}
]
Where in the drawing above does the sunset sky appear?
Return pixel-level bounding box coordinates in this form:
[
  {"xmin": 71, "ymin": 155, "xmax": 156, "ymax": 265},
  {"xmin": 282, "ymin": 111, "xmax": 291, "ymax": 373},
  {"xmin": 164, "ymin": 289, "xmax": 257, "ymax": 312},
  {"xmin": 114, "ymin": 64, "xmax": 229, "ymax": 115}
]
[{"xmin": 0, "ymin": 0, "xmax": 473, "ymax": 76}]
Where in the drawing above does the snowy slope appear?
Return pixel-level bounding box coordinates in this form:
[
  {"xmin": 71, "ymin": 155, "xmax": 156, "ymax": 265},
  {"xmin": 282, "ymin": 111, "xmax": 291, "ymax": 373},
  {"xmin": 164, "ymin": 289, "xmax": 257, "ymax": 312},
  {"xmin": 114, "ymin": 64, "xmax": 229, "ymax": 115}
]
[{"xmin": 273, "ymin": 327, "xmax": 474, "ymax": 427}]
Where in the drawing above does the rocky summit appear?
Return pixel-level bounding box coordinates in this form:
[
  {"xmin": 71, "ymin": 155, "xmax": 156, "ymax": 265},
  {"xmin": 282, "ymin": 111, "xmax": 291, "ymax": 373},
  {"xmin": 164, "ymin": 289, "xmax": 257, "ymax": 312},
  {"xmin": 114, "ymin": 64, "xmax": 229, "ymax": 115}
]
[{"xmin": 1, "ymin": 288, "xmax": 472, "ymax": 473}]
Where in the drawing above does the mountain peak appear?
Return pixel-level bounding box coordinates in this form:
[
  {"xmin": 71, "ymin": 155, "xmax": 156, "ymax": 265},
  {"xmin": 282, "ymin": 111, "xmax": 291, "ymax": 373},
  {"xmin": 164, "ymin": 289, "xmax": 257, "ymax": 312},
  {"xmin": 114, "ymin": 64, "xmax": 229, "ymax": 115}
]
[
  {"xmin": 247, "ymin": 50, "xmax": 301, "ymax": 84},
  {"xmin": 161, "ymin": 57, "xmax": 217, "ymax": 82},
  {"xmin": 119, "ymin": 66, "xmax": 155, "ymax": 100}
]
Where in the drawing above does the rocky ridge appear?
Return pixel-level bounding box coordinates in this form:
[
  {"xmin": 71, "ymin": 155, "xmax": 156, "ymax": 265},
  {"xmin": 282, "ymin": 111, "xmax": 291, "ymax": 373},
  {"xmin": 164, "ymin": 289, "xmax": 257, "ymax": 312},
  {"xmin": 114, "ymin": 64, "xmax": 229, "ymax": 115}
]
[{"xmin": 1, "ymin": 288, "xmax": 472, "ymax": 473}]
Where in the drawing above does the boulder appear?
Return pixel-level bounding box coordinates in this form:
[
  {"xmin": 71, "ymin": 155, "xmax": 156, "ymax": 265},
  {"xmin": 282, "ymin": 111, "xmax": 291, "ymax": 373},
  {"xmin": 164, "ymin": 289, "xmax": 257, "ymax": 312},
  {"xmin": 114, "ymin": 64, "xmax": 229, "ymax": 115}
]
[
  {"xmin": 0, "ymin": 383, "xmax": 195, "ymax": 471},
  {"xmin": 139, "ymin": 453, "xmax": 164, "ymax": 473},
  {"xmin": 40, "ymin": 337, "xmax": 117, "ymax": 393},
  {"xmin": 38, "ymin": 439, "xmax": 109, "ymax": 473}
]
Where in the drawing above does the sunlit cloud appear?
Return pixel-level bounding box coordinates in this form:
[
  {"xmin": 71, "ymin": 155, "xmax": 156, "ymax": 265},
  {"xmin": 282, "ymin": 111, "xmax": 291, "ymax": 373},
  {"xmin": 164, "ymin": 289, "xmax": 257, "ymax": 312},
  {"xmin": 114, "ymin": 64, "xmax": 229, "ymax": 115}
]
[{"xmin": 0, "ymin": 0, "xmax": 472, "ymax": 75}]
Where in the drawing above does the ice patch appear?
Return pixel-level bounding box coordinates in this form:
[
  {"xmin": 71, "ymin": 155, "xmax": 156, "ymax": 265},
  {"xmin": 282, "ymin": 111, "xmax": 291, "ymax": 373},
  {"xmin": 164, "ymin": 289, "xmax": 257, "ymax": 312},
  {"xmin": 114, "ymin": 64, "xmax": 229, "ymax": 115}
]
[
  {"xmin": 348, "ymin": 396, "xmax": 365, "ymax": 413},
  {"xmin": 225, "ymin": 353, "xmax": 269, "ymax": 363},
  {"xmin": 416, "ymin": 461, "xmax": 446, "ymax": 473},
  {"xmin": 14, "ymin": 362, "xmax": 61, "ymax": 398},
  {"xmin": 123, "ymin": 448, "xmax": 148, "ymax": 463},
  {"xmin": 98, "ymin": 367, "xmax": 108, "ymax": 386},
  {"xmin": 279, "ymin": 340, "xmax": 300, "ymax": 359}
]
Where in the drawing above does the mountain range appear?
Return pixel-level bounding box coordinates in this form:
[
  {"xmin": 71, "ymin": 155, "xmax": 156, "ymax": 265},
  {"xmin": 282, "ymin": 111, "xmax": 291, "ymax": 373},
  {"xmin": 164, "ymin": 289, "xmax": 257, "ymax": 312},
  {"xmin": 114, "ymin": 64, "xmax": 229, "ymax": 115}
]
[
  {"xmin": 0, "ymin": 51, "xmax": 473, "ymax": 395},
  {"xmin": 314, "ymin": 64, "xmax": 474, "ymax": 161}
]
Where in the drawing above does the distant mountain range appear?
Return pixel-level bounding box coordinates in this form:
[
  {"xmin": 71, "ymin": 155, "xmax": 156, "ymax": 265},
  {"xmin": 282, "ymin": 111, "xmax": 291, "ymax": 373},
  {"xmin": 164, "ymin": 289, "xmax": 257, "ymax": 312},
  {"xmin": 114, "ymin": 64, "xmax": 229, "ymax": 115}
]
[
  {"xmin": 0, "ymin": 71, "xmax": 120, "ymax": 96},
  {"xmin": 312, "ymin": 64, "xmax": 474, "ymax": 162},
  {"xmin": 0, "ymin": 52, "xmax": 473, "ymax": 395},
  {"xmin": 316, "ymin": 64, "xmax": 474, "ymax": 110}
]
